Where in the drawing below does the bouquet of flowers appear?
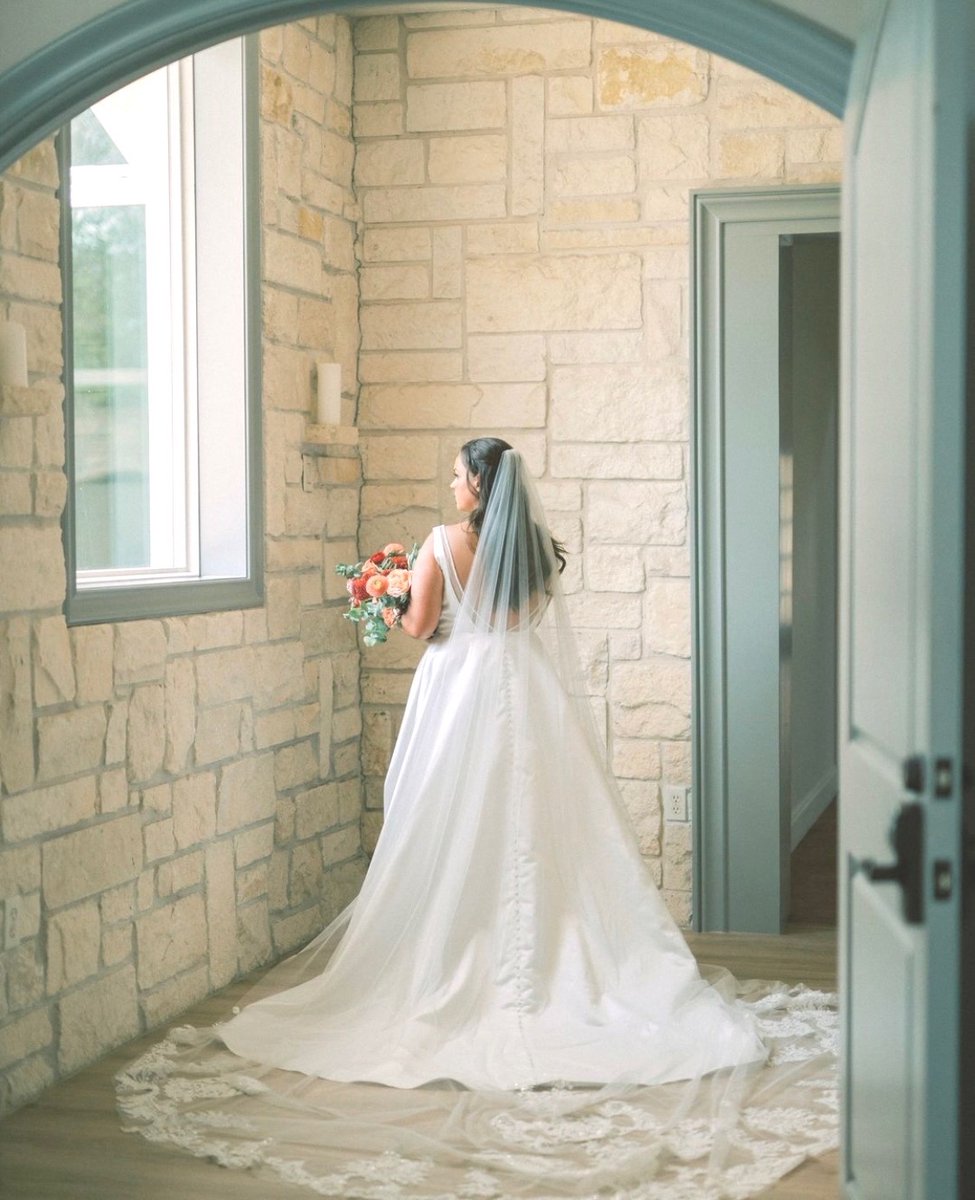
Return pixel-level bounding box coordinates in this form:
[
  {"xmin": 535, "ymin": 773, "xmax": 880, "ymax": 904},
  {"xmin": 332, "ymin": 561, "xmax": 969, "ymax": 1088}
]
[{"xmin": 335, "ymin": 541, "xmax": 419, "ymax": 646}]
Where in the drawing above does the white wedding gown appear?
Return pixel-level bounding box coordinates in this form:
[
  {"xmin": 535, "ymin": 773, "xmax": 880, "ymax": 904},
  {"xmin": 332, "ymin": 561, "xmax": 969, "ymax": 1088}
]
[{"xmin": 116, "ymin": 518, "xmax": 839, "ymax": 1198}]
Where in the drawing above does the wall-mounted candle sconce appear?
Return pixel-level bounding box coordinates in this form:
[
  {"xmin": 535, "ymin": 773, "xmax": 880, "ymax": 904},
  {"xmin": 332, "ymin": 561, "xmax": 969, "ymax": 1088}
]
[{"xmin": 315, "ymin": 361, "xmax": 342, "ymax": 426}]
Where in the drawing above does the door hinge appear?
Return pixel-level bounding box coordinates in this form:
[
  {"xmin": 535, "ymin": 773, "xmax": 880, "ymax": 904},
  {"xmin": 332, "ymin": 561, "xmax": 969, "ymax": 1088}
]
[
  {"xmin": 933, "ymin": 757, "xmax": 953, "ymax": 798},
  {"xmin": 860, "ymin": 802, "xmax": 924, "ymax": 925}
]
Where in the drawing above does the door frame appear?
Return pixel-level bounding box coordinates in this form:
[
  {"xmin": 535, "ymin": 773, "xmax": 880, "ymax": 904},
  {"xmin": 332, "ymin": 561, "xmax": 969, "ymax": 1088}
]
[{"xmin": 691, "ymin": 184, "xmax": 840, "ymax": 933}]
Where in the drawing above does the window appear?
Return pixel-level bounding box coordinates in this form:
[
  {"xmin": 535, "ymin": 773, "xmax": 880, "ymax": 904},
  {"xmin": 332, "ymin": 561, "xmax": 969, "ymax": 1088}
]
[{"xmin": 61, "ymin": 35, "xmax": 262, "ymax": 624}]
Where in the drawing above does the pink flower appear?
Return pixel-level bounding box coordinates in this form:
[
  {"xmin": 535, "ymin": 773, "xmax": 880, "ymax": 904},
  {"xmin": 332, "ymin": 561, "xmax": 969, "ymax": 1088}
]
[
  {"xmin": 385, "ymin": 568, "xmax": 411, "ymax": 597},
  {"xmin": 365, "ymin": 574, "xmax": 389, "ymax": 597},
  {"xmin": 383, "ymin": 542, "xmax": 405, "ymax": 557},
  {"xmin": 360, "ymin": 560, "xmax": 379, "ymax": 578},
  {"xmin": 382, "ymin": 607, "xmax": 398, "ymax": 628}
]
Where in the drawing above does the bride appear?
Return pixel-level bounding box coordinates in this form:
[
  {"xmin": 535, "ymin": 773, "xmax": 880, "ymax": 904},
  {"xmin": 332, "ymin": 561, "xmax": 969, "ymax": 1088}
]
[{"xmin": 116, "ymin": 438, "xmax": 839, "ymax": 1198}]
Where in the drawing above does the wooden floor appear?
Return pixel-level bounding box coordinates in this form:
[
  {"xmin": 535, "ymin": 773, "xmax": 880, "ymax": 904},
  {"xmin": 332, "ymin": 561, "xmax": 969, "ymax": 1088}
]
[{"xmin": 0, "ymin": 924, "xmax": 838, "ymax": 1200}]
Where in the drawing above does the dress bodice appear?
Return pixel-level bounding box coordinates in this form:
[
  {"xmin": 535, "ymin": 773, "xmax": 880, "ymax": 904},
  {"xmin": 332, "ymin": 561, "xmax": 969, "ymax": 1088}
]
[{"xmin": 429, "ymin": 524, "xmax": 464, "ymax": 640}]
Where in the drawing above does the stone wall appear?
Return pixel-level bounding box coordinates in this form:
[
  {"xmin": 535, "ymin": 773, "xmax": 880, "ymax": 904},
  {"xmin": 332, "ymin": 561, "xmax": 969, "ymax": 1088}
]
[
  {"xmin": 0, "ymin": 17, "xmax": 362, "ymax": 1114},
  {"xmin": 352, "ymin": 7, "xmax": 842, "ymax": 919}
]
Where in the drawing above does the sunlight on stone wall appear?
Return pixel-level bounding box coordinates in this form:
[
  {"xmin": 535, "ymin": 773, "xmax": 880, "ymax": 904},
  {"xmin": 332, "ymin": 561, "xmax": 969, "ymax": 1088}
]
[
  {"xmin": 352, "ymin": 6, "xmax": 842, "ymax": 927},
  {"xmin": 0, "ymin": 15, "xmax": 363, "ymax": 1114}
]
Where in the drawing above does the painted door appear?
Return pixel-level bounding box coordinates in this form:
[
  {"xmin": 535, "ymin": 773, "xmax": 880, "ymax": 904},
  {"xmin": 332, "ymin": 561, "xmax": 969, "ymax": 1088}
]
[{"xmin": 839, "ymin": 1, "xmax": 969, "ymax": 1198}]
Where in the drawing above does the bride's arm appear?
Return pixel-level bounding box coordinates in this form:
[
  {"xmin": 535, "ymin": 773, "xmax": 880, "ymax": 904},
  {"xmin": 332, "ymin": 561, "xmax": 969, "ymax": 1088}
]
[{"xmin": 398, "ymin": 533, "xmax": 443, "ymax": 639}]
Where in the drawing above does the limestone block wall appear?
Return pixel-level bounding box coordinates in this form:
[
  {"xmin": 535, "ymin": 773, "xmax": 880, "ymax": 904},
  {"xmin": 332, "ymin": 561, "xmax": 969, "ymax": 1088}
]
[
  {"xmin": 0, "ymin": 17, "xmax": 362, "ymax": 1114},
  {"xmin": 353, "ymin": 7, "xmax": 842, "ymax": 920}
]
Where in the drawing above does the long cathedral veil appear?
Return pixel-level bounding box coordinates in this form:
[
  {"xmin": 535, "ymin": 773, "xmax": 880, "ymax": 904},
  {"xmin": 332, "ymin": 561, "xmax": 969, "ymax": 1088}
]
[{"xmin": 114, "ymin": 449, "xmax": 839, "ymax": 1198}]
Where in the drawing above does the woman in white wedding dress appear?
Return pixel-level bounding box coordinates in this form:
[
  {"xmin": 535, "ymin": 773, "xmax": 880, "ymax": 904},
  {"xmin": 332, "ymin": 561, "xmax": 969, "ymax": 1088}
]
[{"xmin": 116, "ymin": 439, "xmax": 839, "ymax": 1199}]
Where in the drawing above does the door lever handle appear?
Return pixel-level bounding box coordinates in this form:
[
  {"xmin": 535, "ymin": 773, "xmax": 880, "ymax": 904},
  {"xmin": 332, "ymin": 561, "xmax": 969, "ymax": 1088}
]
[{"xmin": 859, "ymin": 802, "xmax": 924, "ymax": 925}]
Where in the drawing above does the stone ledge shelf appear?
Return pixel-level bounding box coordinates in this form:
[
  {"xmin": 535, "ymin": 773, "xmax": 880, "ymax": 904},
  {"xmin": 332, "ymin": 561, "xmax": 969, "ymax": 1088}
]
[{"xmin": 302, "ymin": 421, "xmax": 359, "ymax": 454}]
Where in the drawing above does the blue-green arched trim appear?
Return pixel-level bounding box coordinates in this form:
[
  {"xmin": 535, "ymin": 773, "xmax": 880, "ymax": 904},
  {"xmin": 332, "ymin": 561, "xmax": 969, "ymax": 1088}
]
[{"xmin": 0, "ymin": 0, "xmax": 851, "ymax": 173}]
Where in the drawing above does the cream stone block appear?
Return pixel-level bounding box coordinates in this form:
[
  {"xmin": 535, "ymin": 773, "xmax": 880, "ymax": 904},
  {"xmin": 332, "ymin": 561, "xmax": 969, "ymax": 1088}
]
[
  {"xmin": 217, "ymin": 753, "xmax": 276, "ymax": 834},
  {"xmin": 467, "ymin": 254, "xmax": 642, "ymax": 333},
  {"xmin": 0, "ymin": 415, "xmax": 32, "ymax": 468},
  {"xmin": 0, "ymin": 845, "xmax": 39, "ymax": 898},
  {"xmin": 403, "ymin": 9, "xmax": 494, "ymax": 28},
  {"xmin": 467, "ymin": 334, "xmax": 545, "ymax": 382},
  {"xmin": 195, "ymin": 647, "xmax": 257, "ymax": 706},
  {"xmin": 105, "ymin": 699, "xmax": 128, "ymax": 766},
  {"xmin": 324, "ymin": 216, "xmax": 356, "ymax": 273},
  {"xmin": 0, "ymin": 617, "xmax": 33, "ymax": 794},
  {"xmin": 0, "ymin": 526, "xmax": 65, "ymax": 611},
  {"xmin": 282, "ymin": 23, "xmax": 312, "ymax": 81},
  {"xmin": 362, "ymin": 227, "xmax": 431, "ymax": 262},
  {"xmin": 354, "ymin": 15, "xmax": 399, "ymax": 51},
  {"xmin": 71, "ymin": 624, "xmax": 113, "ymax": 704},
  {"xmin": 594, "ymin": 18, "xmax": 661, "ymax": 43},
  {"xmin": 353, "ymin": 102, "xmax": 404, "ymax": 138},
  {"xmin": 253, "ymin": 642, "xmax": 307, "ymax": 710},
  {"xmin": 713, "ymin": 130, "xmax": 785, "ymax": 179},
  {"xmin": 549, "ymin": 197, "xmax": 642, "ymax": 225},
  {"xmin": 361, "ymin": 482, "xmax": 440, "ymax": 518},
  {"xmin": 58, "ymin": 965, "xmax": 138, "ymax": 1074},
  {"xmin": 255, "ymin": 708, "xmax": 297, "ymax": 750},
  {"xmin": 36, "ymin": 704, "xmax": 106, "ymax": 782},
  {"xmin": 141, "ymin": 781, "xmax": 171, "ymax": 818},
  {"xmin": 432, "ymin": 227, "xmax": 462, "ymax": 299},
  {"xmin": 263, "ymin": 229, "xmax": 323, "ymax": 295},
  {"xmin": 787, "ymin": 125, "xmax": 843, "ymax": 165},
  {"xmin": 428, "ymin": 135, "xmax": 507, "ymax": 185},
  {"xmin": 363, "ymin": 183, "xmax": 506, "ymax": 224},
  {"xmin": 126, "ymin": 684, "xmax": 165, "ymax": 784},
  {"xmin": 42, "ymin": 813, "xmax": 142, "ymax": 909},
  {"xmin": 609, "ymin": 630, "xmax": 642, "ymax": 660},
  {"xmin": 360, "ymin": 264, "xmax": 430, "ymax": 301},
  {"xmin": 309, "ymin": 43, "xmax": 337, "ymax": 95},
  {"xmin": 511, "ymin": 75, "xmax": 544, "ymax": 215},
  {"xmin": 361, "ymin": 434, "xmax": 440, "ymax": 480},
  {"xmin": 553, "ymin": 155, "xmax": 637, "ymax": 197},
  {"xmin": 547, "ymin": 114, "xmax": 634, "ymax": 153},
  {"xmin": 474, "ymin": 382, "xmax": 547, "ymax": 427},
  {"xmin": 466, "ymin": 222, "xmax": 539, "ymax": 255},
  {"xmin": 237, "ymin": 900, "xmax": 272, "ymax": 973},
  {"xmin": 612, "ymin": 657, "xmax": 691, "ymax": 738},
  {"xmin": 535, "ymin": 481, "xmax": 581, "ymax": 513},
  {"xmin": 274, "ymin": 740, "xmax": 320, "ymax": 791},
  {"xmin": 0, "ymin": 472, "xmax": 32, "ymax": 516},
  {"xmin": 640, "ymin": 186, "xmax": 688, "ymax": 221},
  {"xmin": 3, "ymin": 777, "xmax": 96, "ymax": 842},
  {"xmin": 406, "ymin": 82, "xmax": 506, "ymax": 132},
  {"xmin": 638, "ymin": 113, "xmax": 709, "ymax": 180},
  {"xmin": 597, "ymin": 44, "xmax": 708, "ymax": 111},
  {"xmin": 612, "ymin": 737, "xmax": 660, "ymax": 780},
  {"xmin": 588, "ymin": 480, "xmax": 686, "ymax": 546},
  {"xmin": 201, "ymin": 839, "xmax": 236, "ymax": 990},
  {"xmin": 354, "ymin": 139, "xmax": 424, "ymax": 187},
  {"xmin": 144, "ymin": 818, "xmax": 175, "ymax": 864},
  {"xmin": 360, "ymin": 301, "xmax": 462, "ymax": 351},
  {"xmin": 322, "ymin": 824, "xmax": 360, "ymax": 865},
  {"xmin": 548, "ymin": 76, "xmax": 593, "ymax": 116},
  {"xmin": 354, "ymin": 53, "xmax": 400, "ymax": 103},
  {"xmin": 141, "ymin": 962, "xmax": 210, "ymax": 1027},
  {"xmin": 661, "ymin": 738, "xmax": 692, "ymax": 784},
  {"xmin": 237, "ymin": 861, "xmax": 268, "ymax": 903},
  {"xmin": 0, "ymin": 1007, "xmax": 52, "ymax": 1073},
  {"xmin": 101, "ymin": 884, "xmax": 134, "ymax": 926},
  {"xmin": 296, "ymin": 783, "xmax": 341, "ymax": 840},
  {"xmin": 584, "ymin": 544, "xmax": 646, "ymax": 593},
  {"xmin": 0, "ymin": 253, "xmax": 61, "ymax": 304},
  {"xmin": 619, "ymin": 780, "xmax": 662, "ymax": 856},
  {"xmin": 171, "ymin": 775, "xmax": 217, "ymax": 853},
  {"xmin": 114, "ymin": 621, "xmax": 167, "ymax": 686},
  {"xmin": 407, "ymin": 21, "xmax": 590, "ymax": 78},
  {"xmin": 236, "ymin": 823, "xmax": 275, "ymax": 868},
  {"xmin": 101, "ymin": 922, "xmax": 132, "ymax": 968},
  {"xmin": 136, "ymin": 893, "xmax": 207, "ymax": 990},
  {"xmin": 643, "ymin": 576, "xmax": 691, "ymax": 656},
  {"xmin": 552, "ymin": 361, "xmax": 688, "ymax": 443},
  {"xmin": 663, "ymin": 821, "xmax": 693, "ymax": 891},
  {"xmin": 261, "ymin": 64, "xmax": 294, "ymax": 126},
  {"xmin": 164, "ymin": 658, "xmax": 195, "ymax": 774},
  {"xmin": 194, "ymin": 703, "xmax": 243, "ymax": 765},
  {"xmin": 644, "ymin": 279, "xmax": 683, "ymax": 358},
  {"xmin": 551, "ymin": 441, "xmax": 683, "ymax": 480},
  {"xmin": 548, "ymin": 330, "xmax": 643, "ymax": 363},
  {"xmin": 564, "ymin": 590, "xmax": 643, "ymax": 630},
  {"xmin": 713, "ymin": 78, "xmax": 827, "ymax": 128},
  {"xmin": 44, "ymin": 899, "xmax": 99, "ymax": 992}
]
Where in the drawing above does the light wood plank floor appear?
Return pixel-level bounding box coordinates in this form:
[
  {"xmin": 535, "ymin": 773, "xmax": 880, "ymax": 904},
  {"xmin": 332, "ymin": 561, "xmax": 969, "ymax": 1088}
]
[{"xmin": 0, "ymin": 927, "xmax": 838, "ymax": 1200}]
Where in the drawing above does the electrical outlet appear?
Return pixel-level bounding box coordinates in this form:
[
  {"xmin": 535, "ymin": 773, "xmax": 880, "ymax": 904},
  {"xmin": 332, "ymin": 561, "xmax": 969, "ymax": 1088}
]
[
  {"xmin": 663, "ymin": 785, "xmax": 690, "ymax": 823},
  {"xmin": 4, "ymin": 895, "xmax": 23, "ymax": 950}
]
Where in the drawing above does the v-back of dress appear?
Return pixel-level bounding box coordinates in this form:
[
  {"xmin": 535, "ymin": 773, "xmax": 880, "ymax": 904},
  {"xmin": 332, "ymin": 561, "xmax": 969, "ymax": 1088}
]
[{"xmin": 429, "ymin": 523, "xmax": 464, "ymax": 640}]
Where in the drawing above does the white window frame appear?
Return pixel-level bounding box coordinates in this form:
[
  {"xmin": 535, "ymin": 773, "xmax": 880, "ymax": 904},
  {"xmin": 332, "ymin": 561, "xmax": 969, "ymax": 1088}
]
[{"xmin": 62, "ymin": 34, "xmax": 263, "ymax": 624}]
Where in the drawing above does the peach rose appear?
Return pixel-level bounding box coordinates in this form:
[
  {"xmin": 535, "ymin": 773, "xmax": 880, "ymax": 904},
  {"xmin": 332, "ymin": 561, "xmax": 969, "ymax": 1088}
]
[
  {"xmin": 382, "ymin": 607, "xmax": 399, "ymax": 628},
  {"xmin": 365, "ymin": 574, "xmax": 389, "ymax": 597},
  {"xmin": 361, "ymin": 560, "xmax": 379, "ymax": 578},
  {"xmin": 385, "ymin": 568, "xmax": 411, "ymax": 598},
  {"xmin": 383, "ymin": 542, "xmax": 405, "ymax": 557}
]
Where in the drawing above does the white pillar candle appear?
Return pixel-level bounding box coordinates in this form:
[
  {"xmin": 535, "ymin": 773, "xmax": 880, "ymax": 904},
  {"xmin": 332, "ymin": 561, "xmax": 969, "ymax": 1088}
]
[
  {"xmin": 315, "ymin": 361, "xmax": 342, "ymax": 425},
  {"xmin": 0, "ymin": 320, "xmax": 28, "ymax": 388}
]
